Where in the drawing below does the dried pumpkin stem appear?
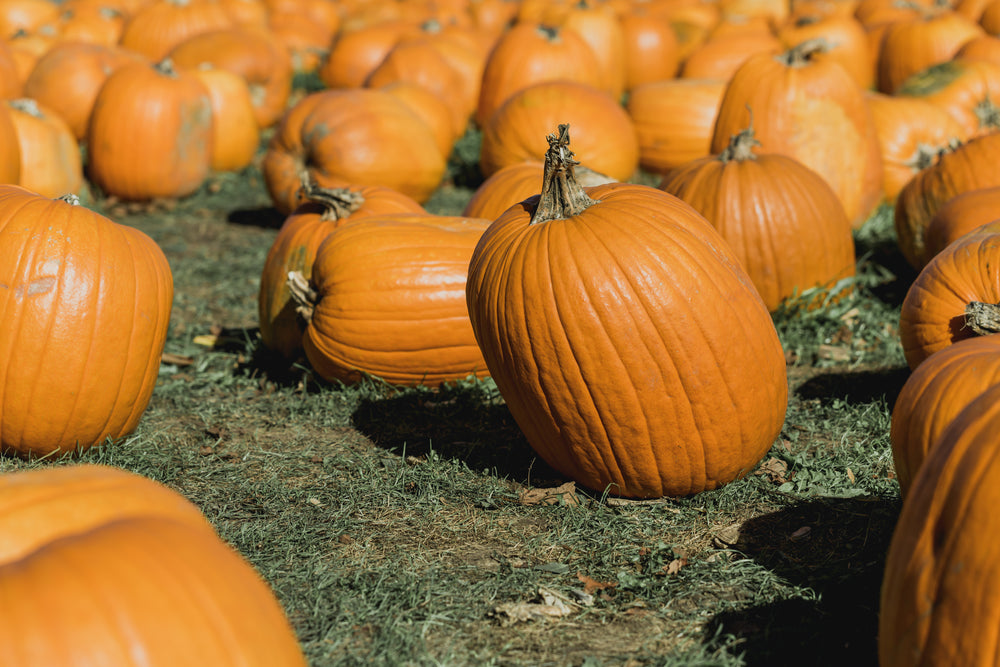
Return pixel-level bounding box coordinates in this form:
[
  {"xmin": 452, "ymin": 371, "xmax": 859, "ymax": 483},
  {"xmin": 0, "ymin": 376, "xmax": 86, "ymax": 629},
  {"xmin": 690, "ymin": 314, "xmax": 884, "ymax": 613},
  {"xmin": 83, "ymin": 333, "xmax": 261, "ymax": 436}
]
[
  {"xmin": 530, "ymin": 124, "xmax": 597, "ymax": 225},
  {"xmin": 287, "ymin": 271, "xmax": 318, "ymax": 323},
  {"xmin": 965, "ymin": 301, "xmax": 1000, "ymax": 336},
  {"xmin": 779, "ymin": 38, "xmax": 830, "ymax": 67},
  {"xmin": 297, "ymin": 172, "xmax": 364, "ymax": 220}
]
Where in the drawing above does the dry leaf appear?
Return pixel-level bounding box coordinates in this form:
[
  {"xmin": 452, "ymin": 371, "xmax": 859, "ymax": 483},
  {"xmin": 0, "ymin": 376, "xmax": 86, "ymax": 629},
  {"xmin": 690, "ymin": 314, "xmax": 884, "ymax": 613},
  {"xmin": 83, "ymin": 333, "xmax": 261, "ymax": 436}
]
[
  {"xmin": 518, "ymin": 481, "xmax": 580, "ymax": 506},
  {"xmin": 160, "ymin": 352, "xmax": 194, "ymax": 366},
  {"xmin": 789, "ymin": 526, "xmax": 811, "ymax": 541},
  {"xmin": 664, "ymin": 558, "xmax": 687, "ymax": 575},
  {"xmin": 712, "ymin": 523, "xmax": 742, "ymax": 548},
  {"xmin": 817, "ymin": 344, "xmax": 851, "ymax": 362},
  {"xmin": 576, "ymin": 572, "xmax": 617, "ymax": 595},
  {"xmin": 846, "ymin": 467, "xmax": 856, "ymax": 484},
  {"xmin": 489, "ymin": 587, "xmax": 577, "ymax": 626},
  {"xmin": 193, "ymin": 334, "xmax": 218, "ymax": 347},
  {"xmin": 755, "ymin": 457, "xmax": 788, "ymax": 484}
]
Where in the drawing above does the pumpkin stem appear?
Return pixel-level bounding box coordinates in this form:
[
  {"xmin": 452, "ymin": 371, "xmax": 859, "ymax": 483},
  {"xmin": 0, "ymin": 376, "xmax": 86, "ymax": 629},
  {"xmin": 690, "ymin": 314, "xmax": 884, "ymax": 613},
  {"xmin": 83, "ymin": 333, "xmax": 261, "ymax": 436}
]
[
  {"xmin": 965, "ymin": 301, "xmax": 1000, "ymax": 336},
  {"xmin": 719, "ymin": 107, "xmax": 760, "ymax": 163},
  {"xmin": 297, "ymin": 173, "xmax": 364, "ymax": 221},
  {"xmin": 155, "ymin": 58, "xmax": 178, "ymax": 78},
  {"xmin": 974, "ymin": 95, "xmax": 1000, "ymax": 132},
  {"xmin": 530, "ymin": 124, "xmax": 597, "ymax": 225},
  {"xmin": 537, "ymin": 24, "xmax": 561, "ymax": 41},
  {"xmin": 9, "ymin": 98, "xmax": 42, "ymax": 118},
  {"xmin": 58, "ymin": 194, "xmax": 80, "ymax": 205},
  {"xmin": 287, "ymin": 271, "xmax": 318, "ymax": 323},
  {"xmin": 779, "ymin": 38, "xmax": 830, "ymax": 67}
]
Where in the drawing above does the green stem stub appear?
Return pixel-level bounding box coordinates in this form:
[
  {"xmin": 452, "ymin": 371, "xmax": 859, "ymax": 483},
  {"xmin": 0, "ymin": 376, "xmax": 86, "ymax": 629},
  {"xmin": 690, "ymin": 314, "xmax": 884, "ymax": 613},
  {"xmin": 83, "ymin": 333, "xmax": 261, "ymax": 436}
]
[
  {"xmin": 965, "ymin": 301, "xmax": 1000, "ymax": 336},
  {"xmin": 530, "ymin": 124, "xmax": 597, "ymax": 225}
]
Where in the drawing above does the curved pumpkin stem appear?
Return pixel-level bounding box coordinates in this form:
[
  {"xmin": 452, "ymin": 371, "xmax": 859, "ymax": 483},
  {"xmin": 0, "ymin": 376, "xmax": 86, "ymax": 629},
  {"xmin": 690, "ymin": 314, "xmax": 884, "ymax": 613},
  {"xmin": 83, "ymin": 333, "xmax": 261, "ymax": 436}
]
[
  {"xmin": 297, "ymin": 173, "xmax": 364, "ymax": 221},
  {"xmin": 530, "ymin": 124, "xmax": 597, "ymax": 225},
  {"xmin": 287, "ymin": 271, "xmax": 317, "ymax": 323},
  {"xmin": 965, "ymin": 301, "xmax": 1000, "ymax": 336},
  {"xmin": 720, "ymin": 107, "xmax": 761, "ymax": 163}
]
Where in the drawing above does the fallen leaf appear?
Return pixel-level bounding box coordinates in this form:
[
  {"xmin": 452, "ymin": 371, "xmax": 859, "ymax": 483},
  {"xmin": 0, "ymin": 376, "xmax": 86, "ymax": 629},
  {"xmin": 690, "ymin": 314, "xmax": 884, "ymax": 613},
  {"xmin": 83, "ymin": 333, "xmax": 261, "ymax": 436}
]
[
  {"xmin": 518, "ymin": 481, "xmax": 580, "ymax": 506},
  {"xmin": 664, "ymin": 558, "xmax": 687, "ymax": 575},
  {"xmin": 160, "ymin": 352, "xmax": 194, "ymax": 366},
  {"xmin": 193, "ymin": 334, "xmax": 218, "ymax": 347},
  {"xmin": 755, "ymin": 457, "xmax": 788, "ymax": 484},
  {"xmin": 712, "ymin": 523, "xmax": 742, "ymax": 548},
  {"xmin": 817, "ymin": 344, "xmax": 851, "ymax": 362},
  {"xmin": 846, "ymin": 467, "xmax": 856, "ymax": 484},
  {"xmin": 576, "ymin": 572, "xmax": 617, "ymax": 595},
  {"xmin": 489, "ymin": 587, "xmax": 578, "ymax": 626},
  {"xmin": 789, "ymin": 526, "xmax": 811, "ymax": 541}
]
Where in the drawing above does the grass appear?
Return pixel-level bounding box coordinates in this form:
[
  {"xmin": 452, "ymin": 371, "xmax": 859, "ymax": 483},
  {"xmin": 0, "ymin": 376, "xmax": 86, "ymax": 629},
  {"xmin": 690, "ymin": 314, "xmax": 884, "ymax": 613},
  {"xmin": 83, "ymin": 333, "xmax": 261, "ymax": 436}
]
[{"xmin": 0, "ymin": 134, "xmax": 910, "ymax": 666}]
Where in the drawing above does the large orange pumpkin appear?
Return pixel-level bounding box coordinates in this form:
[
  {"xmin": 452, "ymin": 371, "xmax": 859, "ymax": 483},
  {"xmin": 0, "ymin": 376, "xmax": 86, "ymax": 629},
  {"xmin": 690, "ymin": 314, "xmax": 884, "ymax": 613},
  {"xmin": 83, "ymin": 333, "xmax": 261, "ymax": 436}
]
[
  {"xmin": 0, "ymin": 186, "xmax": 173, "ymax": 457},
  {"xmin": 660, "ymin": 124, "xmax": 856, "ymax": 312},
  {"xmin": 466, "ymin": 125, "xmax": 789, "ymax": 498},
  {"xmin": 295, "ymin": 213, "xmax": 491, "ymax": 387},
  {"xmin": 923, "ymin": 186, "xmax": 1000, "ymax": 263},
  {"xmin": 0, "ymin": 464, "xmax": 307, "ymax": 666},
  {"xmin": 880, "ymin": 382, "xmax": 1000, "ymax": 665}
]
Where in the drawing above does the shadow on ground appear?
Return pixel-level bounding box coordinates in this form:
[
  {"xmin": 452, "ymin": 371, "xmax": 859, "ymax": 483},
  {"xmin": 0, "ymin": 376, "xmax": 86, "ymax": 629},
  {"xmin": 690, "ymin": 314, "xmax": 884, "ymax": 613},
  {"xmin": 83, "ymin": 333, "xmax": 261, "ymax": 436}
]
[
  {"xmin": 701, "ymin": 495, "xmax": 900, "ymax": 666},
  {"xmin": 794, "ymin": 365, "xmax": 910, "ymax": 410},
  {"xmin": 349, "ymin": 383, "xmax": 568, "ymax": 487}
]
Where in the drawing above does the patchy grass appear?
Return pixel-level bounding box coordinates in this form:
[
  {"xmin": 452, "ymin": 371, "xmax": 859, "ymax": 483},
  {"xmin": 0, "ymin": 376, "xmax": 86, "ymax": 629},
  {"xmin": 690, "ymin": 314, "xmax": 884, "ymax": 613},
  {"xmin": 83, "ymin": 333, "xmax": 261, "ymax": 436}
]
[{"xmin": 1, "ymin": 139, "xmax": 909, "ymax": 666}]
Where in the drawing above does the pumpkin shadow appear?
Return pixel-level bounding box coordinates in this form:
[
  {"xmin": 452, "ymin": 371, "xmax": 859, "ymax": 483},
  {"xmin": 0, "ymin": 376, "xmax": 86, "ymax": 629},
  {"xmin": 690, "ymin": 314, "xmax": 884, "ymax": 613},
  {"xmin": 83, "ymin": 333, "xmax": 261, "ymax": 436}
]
[
  {"xmin": 794, "ymin": 365, "xmax": 910, "ymax": 409},
  {"xmin": 700, "ymin": 494, "xmax": 901, "ymax": 666},
  {"xmin": 349, "ymin": 382, "xmax": 568, "ymax": 486},
  {"xmin": 226, "ymin": 206, "xmax": 285, "ymax": 229}
]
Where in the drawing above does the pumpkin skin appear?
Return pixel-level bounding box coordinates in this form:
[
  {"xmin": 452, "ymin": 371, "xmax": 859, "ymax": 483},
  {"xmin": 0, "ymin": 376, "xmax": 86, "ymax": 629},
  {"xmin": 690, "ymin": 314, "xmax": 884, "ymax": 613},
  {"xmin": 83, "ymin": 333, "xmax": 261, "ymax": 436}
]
[
  {"xmin": 0, "ymin": 467, "xmax": 306, "ymax": 666},
  {"xmin": 466, "ymin": 126, "xmax": 789, "ymax": 498},
  {"xmin": 258, "ymin": 181, "xmax": 425, "ymax": 359},
  {"xmin": 5, "ymin": 98, "xmax": 83, "ymax": 198},
  {"xmin": 0, "ymin": 186, "xmax": 173, "ymax": 457},
  {"xmin": 261, "ymin": 88, "xmax": 446, "ymax": 214},
  {"xmin": 894, "ymin": 131, "xmax": 1000, "ymax": 269},
  {"xmin": 879, "ymin": 382, "xmax": 1000, "ymax": 666},
  {"xmin": 188, "ymin": 64, "xmax": 260, "ymax": 172},
  {"xmin": 889, "ymin": 335, "xmax": 1000, "ymax": 498},
  {"xmin": 898, "ymin": 220, "xmax": 1000, "ymax": 369},
  {"xmin": 479, "ymin": 80, "xmax": 639, "ymax": 182},
  {"xmin": 299, "ymin": 214, "xmax": 491, "ymax": 387},
  {"xmin": 923, "ymin": 186, "xmax": 1000, "ymax": 263},
  {"xmin": 87, "ymin": 58, "xmax": 213, "ymax": 201},
  {"xmin": 898, "ymin": 58, "xmax": 1000, "ymax": 140},
  {"xmin": 711, "ymin": 39, "xmax": 884, "ymax": 229},
  {"xmin": 660, "ymin": 127, "xmax": 856, "ymax": 312},
  {"xmin": 0, "ymin": 464, "xmax": 215, "ymax": 566},
  {"xmin": 0, "ymin": 103, "xmax": 21, "ymax": 186}
]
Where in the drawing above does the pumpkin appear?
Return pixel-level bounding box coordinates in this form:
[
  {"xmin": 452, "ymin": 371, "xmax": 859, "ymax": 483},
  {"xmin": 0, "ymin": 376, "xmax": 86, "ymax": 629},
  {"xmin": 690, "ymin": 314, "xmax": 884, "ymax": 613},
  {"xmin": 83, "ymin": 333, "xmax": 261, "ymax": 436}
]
[
  {"xmin": 379, "ymin": 80, "xmax": 460, "ymax": 159},
  {"xmin": 267, "ymin": 6, "xmax": 336, "ymax": 74},
  {"xmin": 923, "ymin": 186, "xmax": 1000, "ymax": 263},
  {"xmin": 475, "ymin": 22, "xmax": 604, "ymax": 128},
  {"xmin": 22, "ymin": 41, "xmax": 142, "ymax": 142},
  {"xmin": 87, "ymin": 58, "xmax": 213, "ymax": 201},
  {"xmin": 679, "ymin": 30, "xmax": 783, "ymax": 81},
  {"xmin": 258, "ymin": 178, "xmax": 425, "ymax": 359},
  {"xmin": 660, "ymin": 124, "xmax": 856, "ymax": 312},
  {"xmin": 5, "ymin": 98, "xmax": 83, "ymax": 198},
  {"xmin": 710, "ymin": 39, "xmax": 883, "ymax": 228},
  {"xmin": 118, "ymin": 0, "xmax": 235, "ymax": 61},
  {"xmin": 626, "ymin": 77, "xmax": 727, "ymax": 175},
  {"xmin": 479, "ymin": 80, "xmax": 639, "ymax": 182},
  {"xmin": 292, "ymin": 213, "xmax": 491, "ymax": 387},
  {"xmin": 188, "ymin": 64, "xmax": 260, "ymax": 172},
  {"xmin": 777, "ymin": 13, "xmax": 874, "ymax": 90},
  {"xmin": 897, "ymin": 58, "xmax": 1000, "ymax": 140},
  {"xmin": 466, "ymin": 125, "xmax": 789, "ymax": 498},
  {"xmin": 889, "ymin": 334, "xmax": 1000, "ymax": 498},
  {"xmin": 0, "ymin": 103, "xmax": 20, "ymax": 186},
  {"xmin": 560, "ymin": 0, "xmax": 628, "ymax": 100},
  {"xmin": 317, "ymin": 19, "xmax": 415, "ymax": 89},
  {"xmin": 0, "ymin": 465, "xmax": 307, "ymax": 666},
  {"xmin": 168, "ymin": 27, "xmax": 293, "ymax": 130},
  {"xmin": 894, "ymin": 130, "xmax": 1000, "ymax": 269},
  {"xmin": 619, "ymin": 8, "xmax": 679, "ymax": 90},
  {"xmin": 898, "ymin": 219, "xmax": 1000, "ymax": 369},
  {"xmin": 866, "ymin": 92, "xmax": 966, "ymax": 205},
  {"xmin": 0, "ymin": 186, "xmax": 172, "ymax": 457},
  {"xmin": 55, "ymin": 0, "xmax": 127, "ymax": 46},
  {"xmin": 261, "ymin": 88, "xmax": 446, "ymax": 214},
  {"xmin": 880, "ymin": 382, "xmax": 1000, "ymax": 665}
]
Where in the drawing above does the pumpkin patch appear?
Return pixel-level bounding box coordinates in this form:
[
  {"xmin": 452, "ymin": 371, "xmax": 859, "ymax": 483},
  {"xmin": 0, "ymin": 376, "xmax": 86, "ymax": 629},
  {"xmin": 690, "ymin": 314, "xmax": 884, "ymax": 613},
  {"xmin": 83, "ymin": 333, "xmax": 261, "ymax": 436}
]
[{"xmin": 0, "ymin": 1, "xmax": 996, "ymax": 662}]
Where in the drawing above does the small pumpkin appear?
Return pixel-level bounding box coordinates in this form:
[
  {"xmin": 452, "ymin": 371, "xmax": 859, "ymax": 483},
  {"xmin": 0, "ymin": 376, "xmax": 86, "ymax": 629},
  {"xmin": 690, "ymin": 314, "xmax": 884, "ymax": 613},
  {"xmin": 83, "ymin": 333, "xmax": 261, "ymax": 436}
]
[
  {"xmin": 466, "ymin": 125, "xmax": 788, "ymax": 498},
  {"xmin": 292, "ymin": 213, "xmax": 491, "ymax": 387},
  {"xmin": 258, "ymin": 178, "xmax": 425, "ymax": 359},
  {"xmin": 0, "ymin": 186, "xmax": 173, "ymax": 457},
  {"xmin": 660, "ymin": 123, "xmax": 856, "ymax": 312}
]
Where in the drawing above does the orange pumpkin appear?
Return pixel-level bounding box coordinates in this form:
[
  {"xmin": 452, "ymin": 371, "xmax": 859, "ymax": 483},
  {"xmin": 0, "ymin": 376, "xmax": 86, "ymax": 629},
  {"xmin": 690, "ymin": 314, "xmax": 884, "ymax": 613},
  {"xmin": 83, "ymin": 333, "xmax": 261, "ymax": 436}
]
[
  {"xmin": 261, "ymin": 88, "xmax": 446, "ymax": 214},
  {"xmin": 711, "ymin": 39, "xmax": 883, "ymax": 228},
  {"xmin": 317, "ymin": 19, "xmax": 415, "ymax": 89},
  {"xmin": 118, "ymin": 0, "xmax": 235, "ymax": 61},
  {"xmin": 923, "ymin": 186, "xmax": 1000, "ymax": 263},
  {"xmin": 660, "ymin": 124, "xmax": 856, "ymax": 311},
  {"xmin": 0, "ymin": 186, "xmax": 173, "ymax": 457},
  {"xmin": 0, "ymin": 103, "xmax": 20, "ymax": 185},
  {"xmin": 897, "ymin": 58, "xmax": 1000, "ymax": 140},
  {"xmin": 87, "ymin": 58, "xmax": 213, "ymax": 200},
  {"xmin": 880, "ymin": 382, "xmax": 1000, "ymax": 665},
  {"xmin": 899, "ymin": 219, "xmax": 1000, "ymax": 369},
  {"xmin": 479, "ymin": 80, "xmax": 639, "ymax": 182},
  {"xmin": 5, "ymin": 98, "xmax": 82, "ymax": 198},
  {"xmin": 466, "ymin": 126, "xmax": 788, "ymax": 498},
  {"xmin": 619, "ymin": 8, "xmax": 680, "ymax": 89},
  {"xmin": 258, "ymin": 179, "xmax": 425, "ymax": 359},
  {"xmin": 0, "ymin": 464, "xmax": 307, "ymax": 666},
  {"xmin": 894, "ymin": 131, "xmax": 1000, "ymax": 268},
  {"xmin": 188, "ymin": 64, "xmax": 260, "ymax": 172},
  {"xmin": 889, "ymin": 334, "xmax": 1000, "ymax": 497},
  {"xmin": 295, "ymin": 213, "xmax": 491, "ymax": 387}
]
